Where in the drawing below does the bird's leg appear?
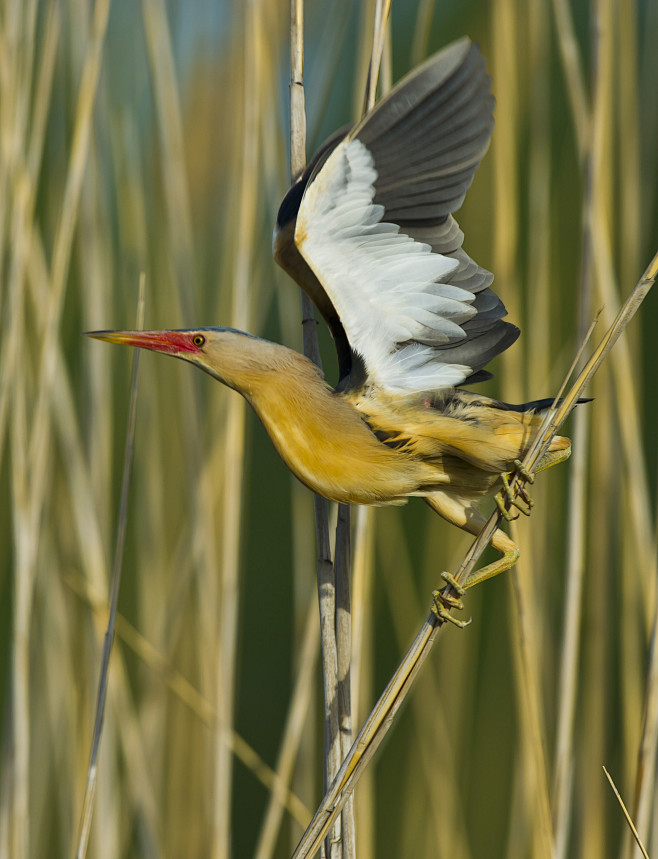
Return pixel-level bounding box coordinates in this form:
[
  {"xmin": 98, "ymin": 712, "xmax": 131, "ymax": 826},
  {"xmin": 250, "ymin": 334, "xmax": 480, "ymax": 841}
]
[
  {"xmin": 432, "ymin": 572, "xmax": 471, "ymax": 628},
  {"xmin": 464, "ymin": 445, "xmax": 572, "ymax": 589},
  {"xmin": 536, "ymin": 445, "xmax": 572, "ymax": 474},
  {"xmin": 495, "ymin": 473, "xmax": 531, "ymax": 520},
  {"xmin": 495, "ymin": 443, "xmax": 572, "ymax": 520},
  {"xmin": 425, "ymin": 492, "xmax": 521, "ymax": 624},
  {"xmin": 431, "ymin": 539, "xmax": 521, "ymax": 623},
  {"xmin": 459, "ymin": 531, "xmax": 521, "ymax": 590},
  {"xmin": 426, "ymin": 439, "xmax": 570, "ymax": 623},
  {"xmin": 495, "ymin": 461, "xmax": 534, "ymax": 519}
]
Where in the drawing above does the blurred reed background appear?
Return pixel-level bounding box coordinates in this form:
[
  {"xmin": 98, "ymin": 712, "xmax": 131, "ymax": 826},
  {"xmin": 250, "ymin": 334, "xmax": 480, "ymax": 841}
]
[{"xmin": 1, "ymin": 0, "xmax": 657, "ymax": 857}]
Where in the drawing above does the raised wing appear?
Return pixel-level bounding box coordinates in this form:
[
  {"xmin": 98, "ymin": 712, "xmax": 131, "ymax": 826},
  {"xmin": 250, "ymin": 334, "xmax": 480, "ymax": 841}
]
[{"xmin": 292, "ymin": 37, "xmax": 518, "ymax": 395}]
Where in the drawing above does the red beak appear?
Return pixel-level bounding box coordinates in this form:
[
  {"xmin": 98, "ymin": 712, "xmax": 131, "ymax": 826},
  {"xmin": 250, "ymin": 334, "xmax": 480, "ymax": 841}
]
[{"xmin": 85, "ymin": 329, "xmax": 201, "ymax": 355}]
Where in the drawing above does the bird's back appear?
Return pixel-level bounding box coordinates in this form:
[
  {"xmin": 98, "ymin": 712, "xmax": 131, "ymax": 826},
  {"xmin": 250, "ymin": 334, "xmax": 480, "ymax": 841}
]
[{"xmin": 344, "ymin": 388, "xmax": 571, "ymax": 496}]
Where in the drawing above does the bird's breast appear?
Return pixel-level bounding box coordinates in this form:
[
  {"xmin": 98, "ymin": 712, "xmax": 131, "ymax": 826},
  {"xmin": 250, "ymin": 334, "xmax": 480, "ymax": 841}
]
[{"xmin": 248, "ymin": 381, "xmax": 438, "ymax": 505}]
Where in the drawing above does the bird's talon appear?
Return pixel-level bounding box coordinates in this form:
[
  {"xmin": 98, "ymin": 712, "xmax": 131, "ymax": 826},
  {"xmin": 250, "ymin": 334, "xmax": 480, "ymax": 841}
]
[
  {"xmin": 497, "ymin": 471, "xmax": 533, "ymax": 517},
  {"xmin": 517, "ymin": 485, "xmax": 534, "ymax": 507},
  {"xmin": 518, "ymin": 504, "xmax": 531, "ymax": 517},
  {"xmin": 431, "ymin": 591, "xmax": 472, "ymax": 628},
  {"xmin": 441, "ymin": 592, "xmax": 465, "ymax": 609},
  {"xmin": 440, "ymin": 571, "xmax": 465, "ymax": 595},
  {"xmin": 431, "ymin": 576, "xmax": 471, "ymax": 627},
  {"xmin": 438, "ymin": 571, "xmax": 465, "ymax": 608},
  {"xmin": 495, "ymin": 491, "xmax": 518, "ymax": 521},
  {"xmin": 513, "ymin": 459, "xmax": 535, "ymax": 484}
]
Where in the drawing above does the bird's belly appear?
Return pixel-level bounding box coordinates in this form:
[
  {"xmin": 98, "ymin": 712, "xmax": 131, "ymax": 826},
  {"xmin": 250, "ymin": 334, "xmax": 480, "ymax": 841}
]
[{"xmin": 262, "ymin": 413, "xmax": 442, "ymax": 505}]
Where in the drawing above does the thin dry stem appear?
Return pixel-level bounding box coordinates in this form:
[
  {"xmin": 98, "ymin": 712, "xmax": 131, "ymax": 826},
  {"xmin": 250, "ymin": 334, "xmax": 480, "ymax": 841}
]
[
  {"xmin": 75, "ymin": 276, "xmax": 145, "ymax": 859},
  {"xmin": 552, "ymin": 0, "xmax": 655, "ymax": 615},
  {"xmin": 253, "ymin": 593, "xmax": 319, "ymax": 858},
  {"xmin": 288, "ymin": 5, "xmax": 342, "ymax": 856},
  {"xmin": 631, "ymin": 541, "xmax": 658, "ymax": 854},
  {"xmin": 493, "ymin": 3, "xmax": 554, "ymax": 851},
  {"xmin": 213, "ymin": 8, "xmax": 262, "ymax": 857},
  {"xmin": 552, "ymin": 4, "xmax": 599, "ymax": 852},
  {"xmin": 604, "ymin": 767, "xmax": 650, "ymax": 859},
  {"xmin": 9, "ymin": 5, "xmax": 110, "ymax": 856}
]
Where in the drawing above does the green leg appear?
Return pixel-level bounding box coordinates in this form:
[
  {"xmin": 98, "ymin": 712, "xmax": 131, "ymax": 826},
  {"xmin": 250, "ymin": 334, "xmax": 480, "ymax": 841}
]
[
  {"xmin": 494, "ymin": 446, "xmax": 572, "ymax": 520},
  {"xmin": 432, "ymin": 539, "xmax": 521, "ymax": 624},
  {"xmin": 536, "ymin": 445, "xmax": 571, "ymax": 473},
  {"xmin": 427, "ymin": 442, "xmax": 572, "ymax": 623},
  {"xmin": 426, "ymin": 492, "xmax": 522, "ymax": 624}
]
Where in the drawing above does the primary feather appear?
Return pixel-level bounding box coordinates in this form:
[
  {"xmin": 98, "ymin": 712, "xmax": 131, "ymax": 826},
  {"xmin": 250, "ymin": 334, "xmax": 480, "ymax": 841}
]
[{"xmin": 275, "ymin": 37, "xmax": 519, "ymax": 396}]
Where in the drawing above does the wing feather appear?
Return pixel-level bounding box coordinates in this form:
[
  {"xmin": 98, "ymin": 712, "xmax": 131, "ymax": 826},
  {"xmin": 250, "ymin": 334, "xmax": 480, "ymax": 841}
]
[{"xmin": 289, "ymin": 38, "xmax": 519, "ymax": 395}]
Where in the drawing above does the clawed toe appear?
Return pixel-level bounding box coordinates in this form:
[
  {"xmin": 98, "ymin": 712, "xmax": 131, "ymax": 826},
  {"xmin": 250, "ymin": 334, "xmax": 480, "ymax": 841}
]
[
  {"xmin": 497, "ymin": 471, "xmax": 533, "ymax": 518},
  {"xmin": 431, "ymin": 573, "xmax": 471, "ymax": 628},
  {"xmin": 513, "ymin": 459, "xmax": 535, "ymax": 484}
]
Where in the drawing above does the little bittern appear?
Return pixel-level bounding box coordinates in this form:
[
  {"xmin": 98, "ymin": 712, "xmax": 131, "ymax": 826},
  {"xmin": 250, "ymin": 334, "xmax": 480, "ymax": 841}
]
[{"xmin": 89, "ymin": 38, "xmax": 577, "ymax": 606}]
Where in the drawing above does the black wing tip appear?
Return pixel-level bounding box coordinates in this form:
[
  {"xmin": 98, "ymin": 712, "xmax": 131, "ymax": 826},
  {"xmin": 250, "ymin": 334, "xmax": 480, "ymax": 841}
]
[
  {"xmin": 276, "ymin": 179, "xmax": 305, "ymax": 231},
  {"xmin": 276, "ymin": 124, "xmax": 353, "ymax": 231},
  {"xmin": 498, "ymin": 396, "xmax": 594, "ymax": 413}
]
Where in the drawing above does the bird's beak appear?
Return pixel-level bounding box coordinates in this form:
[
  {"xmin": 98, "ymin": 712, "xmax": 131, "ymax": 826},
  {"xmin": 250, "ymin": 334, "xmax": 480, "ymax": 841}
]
[{"xmin": 86, "ymin": 329, "xmax": 199, "ymax": 355}]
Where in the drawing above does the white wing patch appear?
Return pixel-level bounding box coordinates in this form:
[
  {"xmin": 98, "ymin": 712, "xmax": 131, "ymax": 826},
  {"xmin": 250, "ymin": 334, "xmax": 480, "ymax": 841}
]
[{"xmin": 296, "ymin": 139, "xmax": 477, "ymax": 394}]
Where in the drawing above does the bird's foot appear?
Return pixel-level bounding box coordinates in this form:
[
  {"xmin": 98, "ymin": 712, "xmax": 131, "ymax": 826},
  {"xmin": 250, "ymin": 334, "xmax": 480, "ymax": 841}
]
[
  {"xmin": 431, "ymin": 572, "xmax": 471, "ymax": 628},
  {"xmin": 512, "ymin": 459, "xmax": 535, "ymax": 484},
  {"xmin": 495, "ymin": 464, "xmax": 534, "ymax": 520}
]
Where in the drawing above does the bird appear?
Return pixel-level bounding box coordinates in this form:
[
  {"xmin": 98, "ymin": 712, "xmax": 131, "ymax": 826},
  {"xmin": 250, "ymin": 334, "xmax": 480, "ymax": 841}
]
[{"xmin": 88, "ymin": 38, "xmax": 576, "ymax": 621}]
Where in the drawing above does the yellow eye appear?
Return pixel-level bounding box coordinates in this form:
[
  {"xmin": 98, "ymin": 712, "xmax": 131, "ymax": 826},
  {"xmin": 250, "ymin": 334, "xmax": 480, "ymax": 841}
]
[{"xmin": 193, "ymin": 334, "xmax": 206, "ymax": 348}]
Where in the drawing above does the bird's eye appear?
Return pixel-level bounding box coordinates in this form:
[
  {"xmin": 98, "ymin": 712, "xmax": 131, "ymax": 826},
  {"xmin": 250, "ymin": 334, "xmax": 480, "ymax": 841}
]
[{"xmin": 193, "ymin": 334, "xmax": 206, "ymax": 348}]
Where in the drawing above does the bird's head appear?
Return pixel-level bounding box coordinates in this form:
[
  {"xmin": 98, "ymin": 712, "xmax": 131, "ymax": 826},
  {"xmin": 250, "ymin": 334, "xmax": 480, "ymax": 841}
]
[{"xmin": 86, "ymin": 326, "xmax": 284, "ymax": 395}]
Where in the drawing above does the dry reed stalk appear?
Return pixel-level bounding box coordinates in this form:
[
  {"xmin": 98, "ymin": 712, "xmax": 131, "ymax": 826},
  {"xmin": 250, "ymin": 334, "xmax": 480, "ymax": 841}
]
[
  {"xmin": 550, "ymin": 0, "xmax": 590, "ymax": 157},
  {"xmin": 609, "ymin": 2, "xmax": 650, "ymax": 804},
  {"xmin": 550, "ymin": 3, "xmax": 656, "ymax": 854},
  {"xmin": 379, "ymin": 513, "xmax": 472, "ymax": 858},
  {"xmin": 360, "ymin": 0, "xmax": 390, "ymax": 115},
  {"xmin": 110, "ymin": 102, "xmax": 208, "ymax": 856},
  {"xmin": 507, "ymin": 567, "xmax": 556, "ymax": 858},
  {"xmin": 632, "ymin": 515, "xmax": 658, "ymax": 857},
  {"xmin": 492, "ymin": 3, "xmax": 555, "ymax": 854},
  {"xmin": 333, "ymin": 7, "xmax": 392, "ymax": 855},
  {"xmin": 552, "ymin": 3, "xmax": 598, "ymax": 854},
  {"xmin": 0, "ymin": 39, "xmax": 58, "ymax": 830},
  {"xmin": 271, "ymin": 208, "xmax": 320, "ymax": 839},
  {"xmin": 211, "ymin": 6, "xmax": 263, "ymax": 857},
  {"xmin": 28, "ymin": 0, "xmax": 110, "ymax": 475},
  {"xmin": 526, "ymin": 0, "xmax": 552, "ymax": 405},
  {"xmin": 591, "ymin": 4, "xmax": 645, "ymax": 796},
  {"xmin": 410, "ymin": 0, "xmax": 436, "ymax": 68},
  {"xmin": 5, "ymin": 4, "xmax": 110, "ymax": 856},
  {"xmin": 292, "ymin": 250, "xmax": 658, "ymax": 859},
  {"xmin": 288, "ymin": 5, "xmax": 342, "ymax": 857},
  {"xmin": 140, "ymin": 1, "xmax": 216, "ymax": 851},
  {"xmin": 0, "ymin": 0, "xmax": 58, "ymax": 464},
  {"xmin": 75, "ymin": 277, "xmax": 145, "ymax": 859},
  {"xmin": 252, "ymin": 589, "xmax": 319, "ymax": 858},
  {"xmin": 604, "ymin": 767, "xmax": 650, "ymax": 859},
  {"xmin": 624, "ymin": 14, "xmax": 658, "ymax": 850},
  {"xmin": 333, "ymin": 502, "xmax": 354, "ymax": 858},
  {"xmin": 552, "ymin": 0, "xmax": 655, "ymax": 608},
  {"xmin": 639, "ymin": 3, "xmax": 658, "ymax": 218},
  {"xmin": 9, "ymin": 290, "xmax": 30, "ymax": 859},
  {"xmin": 616, "ymin": 0, "xmax": 641, "ymax": 290},
  {"xmin": 141, "ymin": 0, "xmax": 197, "ymax": 315},
  {"xmin": 62, "ymin": 565, "xmax": 313, "ymax": 831},
  {"xmin": 349, "ymin": 505, "xmax": 374, "ymax": 859},
  {"xmin": 22, "ymin": 218, "xmax": 163, "ymax": 854}
]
